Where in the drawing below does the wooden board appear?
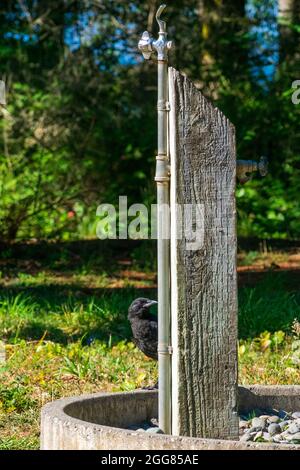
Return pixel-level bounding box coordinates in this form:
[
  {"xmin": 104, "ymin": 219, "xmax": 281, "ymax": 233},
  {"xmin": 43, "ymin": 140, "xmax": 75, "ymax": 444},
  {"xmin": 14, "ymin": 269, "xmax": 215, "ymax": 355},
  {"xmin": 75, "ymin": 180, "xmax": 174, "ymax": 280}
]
[{"xmin": 169, "ymin": 67, "xmax": 238, "ymax": 439}]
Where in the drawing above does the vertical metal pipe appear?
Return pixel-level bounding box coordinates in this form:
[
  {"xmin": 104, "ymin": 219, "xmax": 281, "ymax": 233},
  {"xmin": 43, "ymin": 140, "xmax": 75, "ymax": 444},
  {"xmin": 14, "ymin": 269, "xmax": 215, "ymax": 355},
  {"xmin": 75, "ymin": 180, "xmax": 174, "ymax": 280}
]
[
  {"xmin": 156, "ymin": 58, "xmax": 171, "ymax": 435},
  {"xmin": 138, "ymin": 4, "xmax": 173, "ymax": 435}
]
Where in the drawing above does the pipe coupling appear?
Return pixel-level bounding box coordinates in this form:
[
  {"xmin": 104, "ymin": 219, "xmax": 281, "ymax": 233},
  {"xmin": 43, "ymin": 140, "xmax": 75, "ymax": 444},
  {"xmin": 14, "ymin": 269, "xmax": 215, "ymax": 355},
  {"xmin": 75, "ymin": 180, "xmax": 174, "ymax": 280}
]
[
  {"xmin": 155, "ymin": 154, "xmax": 170, "ymax": 182},
  {"xmin": 158, "ymin": 344, "xmax": 173, "ymax": 355},
  {"xmin": 157, "ymin": 100, "xmax": 170, "ymax": 112}
]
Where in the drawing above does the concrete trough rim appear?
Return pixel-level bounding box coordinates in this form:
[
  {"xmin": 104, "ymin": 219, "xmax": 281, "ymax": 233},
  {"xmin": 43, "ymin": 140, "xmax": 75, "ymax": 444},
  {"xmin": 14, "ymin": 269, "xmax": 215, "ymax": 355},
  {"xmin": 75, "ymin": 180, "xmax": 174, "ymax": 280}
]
[{"xmin": 41, "ymin": 386, "xmax": 300, "ymax": 450}]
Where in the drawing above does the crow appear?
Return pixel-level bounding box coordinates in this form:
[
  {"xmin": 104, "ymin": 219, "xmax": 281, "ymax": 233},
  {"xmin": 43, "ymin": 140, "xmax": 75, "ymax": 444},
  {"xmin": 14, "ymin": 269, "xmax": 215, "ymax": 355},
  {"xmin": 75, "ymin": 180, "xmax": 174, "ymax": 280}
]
[{"xmin": 128, "ymin": 298, "xmax": 158, "ymax": 361}]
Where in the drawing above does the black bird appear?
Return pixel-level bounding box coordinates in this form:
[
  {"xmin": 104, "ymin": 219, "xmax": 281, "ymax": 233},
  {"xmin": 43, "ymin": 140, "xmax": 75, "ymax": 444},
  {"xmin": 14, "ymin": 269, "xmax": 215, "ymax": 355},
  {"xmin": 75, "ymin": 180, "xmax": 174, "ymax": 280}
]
[{"xmin": 128, "ymin": 298, "xmax": 158, "ymax": 361}]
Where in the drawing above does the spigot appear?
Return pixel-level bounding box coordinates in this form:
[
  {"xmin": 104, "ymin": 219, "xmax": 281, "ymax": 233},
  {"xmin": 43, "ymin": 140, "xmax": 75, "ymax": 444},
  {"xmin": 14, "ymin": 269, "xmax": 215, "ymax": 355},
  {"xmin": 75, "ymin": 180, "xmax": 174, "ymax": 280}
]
[
  {"xmin": 138, "ymin": 4, "xmax": 173, "ymax": 62},
  {"xmin": 237, "ymin": 156, "xmax": 268, "ymax": 184}
]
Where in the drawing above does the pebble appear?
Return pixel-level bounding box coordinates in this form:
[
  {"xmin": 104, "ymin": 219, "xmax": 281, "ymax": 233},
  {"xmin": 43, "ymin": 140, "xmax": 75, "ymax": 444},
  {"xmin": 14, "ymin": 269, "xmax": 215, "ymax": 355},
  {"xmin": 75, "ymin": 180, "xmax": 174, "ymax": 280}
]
[
  {"xmin": 238, "ymin": 410, "xmax": 300, "ymax": 446},
  {"xmin": 267, "ymin": 415, "xmax": 280, "ymax": 424},
  {"xmin": 251, "ymin": 417, "xmax": 266, "ymax": 429},
  {"xmin": 287, "ymin": 422, "xmax": 300, "ymax": 434},
  {"xmin": 254, "ymin": 431, "xmax": 263, "ymax": 441},
  {"xmin": 249, "ymin": 426, "xmax": 263, "ymax": 433},
  {"xmin": 239, "ymin": 420, "xmax": 249, "ymax": 429},
  {"xmin": 135, "ymin": 412, "xmax": 300, "ymax": 445},
  {"xmin": 273, "ymin": 435, "xmax": 287, "ymax": 444},
  {"xmin": 268, "ymin": 423, "xmax": 281, "ymax": 436},
  {"xmin": 279, "ymin": 420, "xmax": 290, "ymax": 430},
  {"xmin": 240, "ymin": 433, "xmax": 253, "ymax": 442},
  {"xmin": 284, "ymin": 432, "xmax": 300, "ymax": 442},
  {"xmin": 146, "ymin": 427, "xmax": 164, "ymax": 434}
]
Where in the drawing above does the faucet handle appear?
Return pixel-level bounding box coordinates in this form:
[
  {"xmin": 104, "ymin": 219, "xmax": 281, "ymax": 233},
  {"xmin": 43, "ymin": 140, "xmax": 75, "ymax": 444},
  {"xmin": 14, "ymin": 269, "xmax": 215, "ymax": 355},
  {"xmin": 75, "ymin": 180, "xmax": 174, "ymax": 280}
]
[
  {"xmin": 138, "ymin": 31, "xmax": 154, "ymax": 60},
  {"xmin": 258, "ymin": 156, "xmax": 268, "ymax": 177}
]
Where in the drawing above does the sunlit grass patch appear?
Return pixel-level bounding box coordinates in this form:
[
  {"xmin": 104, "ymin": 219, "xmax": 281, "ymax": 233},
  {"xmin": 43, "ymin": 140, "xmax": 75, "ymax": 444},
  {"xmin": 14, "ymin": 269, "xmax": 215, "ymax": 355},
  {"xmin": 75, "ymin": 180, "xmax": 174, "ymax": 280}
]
[
  {"xmin": 239, "ymin": 326, "xmax": 300, "ymax": 385},
  {"xmin": 0, "ymin": 337, "xmax": 158, "ymax": 450},
  {"xmin": 0, "ymin": 289, "xmax": 139, "ymax": 343},
  {"xmin": 0, "ymin": 436, "xmax": 39, "ymax": 450},
  {"xmin": 0, "ymin": 270, "xmax": 299, "ymax": 449}
]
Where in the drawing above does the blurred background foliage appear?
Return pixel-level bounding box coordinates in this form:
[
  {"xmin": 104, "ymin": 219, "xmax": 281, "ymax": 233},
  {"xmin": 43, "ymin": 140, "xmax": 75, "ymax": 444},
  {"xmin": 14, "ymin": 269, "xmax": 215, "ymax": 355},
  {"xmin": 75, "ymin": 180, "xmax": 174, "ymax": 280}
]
[{"xmin": 0, "ymin": 0, "xmax": 299, "ymax": 242}]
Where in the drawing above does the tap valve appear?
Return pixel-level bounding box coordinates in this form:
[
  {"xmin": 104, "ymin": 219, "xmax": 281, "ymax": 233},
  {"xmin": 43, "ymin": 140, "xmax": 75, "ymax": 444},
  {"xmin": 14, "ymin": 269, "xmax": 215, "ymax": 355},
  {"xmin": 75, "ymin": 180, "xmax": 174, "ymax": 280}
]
[{"xmin": 237, "ymin": 156, "xmax": 268, "ymax": 183}]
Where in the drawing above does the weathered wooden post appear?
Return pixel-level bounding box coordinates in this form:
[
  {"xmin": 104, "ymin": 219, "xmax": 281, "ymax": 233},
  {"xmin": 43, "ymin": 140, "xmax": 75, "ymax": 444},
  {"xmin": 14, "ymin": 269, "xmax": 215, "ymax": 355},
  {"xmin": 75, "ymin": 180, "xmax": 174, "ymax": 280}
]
[{"xmin": 169, "ymin": 69, "xmax": 239, "ymax": 439}]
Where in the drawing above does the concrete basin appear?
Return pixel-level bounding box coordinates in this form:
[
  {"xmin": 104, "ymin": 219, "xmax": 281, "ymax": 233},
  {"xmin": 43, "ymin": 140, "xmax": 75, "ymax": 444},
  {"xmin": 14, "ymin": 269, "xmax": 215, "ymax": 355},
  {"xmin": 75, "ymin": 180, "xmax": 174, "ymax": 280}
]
[{"xmin": 41, "ymin": 386, "xmax": 300, "ymax": 450}]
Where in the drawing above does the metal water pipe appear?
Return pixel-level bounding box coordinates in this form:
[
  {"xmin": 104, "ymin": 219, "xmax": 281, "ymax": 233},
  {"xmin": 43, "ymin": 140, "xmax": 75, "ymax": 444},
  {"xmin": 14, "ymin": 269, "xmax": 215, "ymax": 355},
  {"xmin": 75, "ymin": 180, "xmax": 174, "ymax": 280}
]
[
  {"xmin": 237, "ymin": 156, "xmax": 268, "ymax": 183},
  {"xmin": 138, "ymin": 4, "xmax": 173, "ymax": 434}
]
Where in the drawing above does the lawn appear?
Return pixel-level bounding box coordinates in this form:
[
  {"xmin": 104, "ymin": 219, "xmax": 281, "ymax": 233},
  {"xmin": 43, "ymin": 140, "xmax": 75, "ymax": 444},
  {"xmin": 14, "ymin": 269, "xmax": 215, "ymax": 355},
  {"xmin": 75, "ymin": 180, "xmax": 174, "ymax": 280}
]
[{"xmin": 0, "ymin": 240, "xmax": 300, "ymax": 450}]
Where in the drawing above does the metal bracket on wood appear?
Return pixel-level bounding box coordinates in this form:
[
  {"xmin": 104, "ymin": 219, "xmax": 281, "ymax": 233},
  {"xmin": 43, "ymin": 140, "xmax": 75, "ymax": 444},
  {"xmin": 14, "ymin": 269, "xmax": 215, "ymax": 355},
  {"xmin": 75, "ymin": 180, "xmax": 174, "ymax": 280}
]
[{"xmin": 237, "ymin": 156, "xmax": 268, "ymax": 183}]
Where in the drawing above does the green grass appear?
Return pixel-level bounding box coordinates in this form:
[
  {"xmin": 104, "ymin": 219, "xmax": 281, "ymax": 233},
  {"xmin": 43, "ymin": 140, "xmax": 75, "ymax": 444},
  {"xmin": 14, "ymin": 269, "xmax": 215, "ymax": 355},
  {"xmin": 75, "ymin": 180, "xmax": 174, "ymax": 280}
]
[
  {"xmin": 0, "ymin": 242, "xmax": 300, "ymax": 450},
  {"xmin": 0, "ymin": 437, "xmax": 39, "ymax": 450},
  {"xmin": 239, "ymin": 273, "xmax": 300, "ymax": 338},
  {"xmin": 0, "ymin": 289, "xmax": 139, "ymax": 344},
  {"xmin": 0, "ymin": 284, "xmax": 158, "ymax": 450}
]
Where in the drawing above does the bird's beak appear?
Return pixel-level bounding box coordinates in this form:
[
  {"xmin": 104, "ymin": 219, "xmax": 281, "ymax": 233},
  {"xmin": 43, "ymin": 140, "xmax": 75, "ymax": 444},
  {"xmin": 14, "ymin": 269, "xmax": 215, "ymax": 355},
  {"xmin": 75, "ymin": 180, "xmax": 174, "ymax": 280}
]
[{"xmin": 145, "ymin": 300, "xmax": 158, "ymax": 308}]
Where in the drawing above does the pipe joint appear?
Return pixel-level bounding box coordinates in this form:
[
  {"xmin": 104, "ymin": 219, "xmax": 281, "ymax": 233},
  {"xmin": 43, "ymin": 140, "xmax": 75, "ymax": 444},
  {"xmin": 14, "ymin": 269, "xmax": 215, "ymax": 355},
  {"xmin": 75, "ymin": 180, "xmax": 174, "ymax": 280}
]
[
  {"xmin": 155, "ymin": 155, "xmax": 170, "ymax": 182},
  {"xmin": 157, "ymin": 100, "xmax": 170, "ymax": 112},
  {"xmin": 158, "ymin": 344, "xmax": 173, "ymax": 355},
  {"xmin": 155, "ymin": 177, "xmax": 170, "ymax": 183},
  {"xmin": 156, "ymin": 153, "xmax": 168, "ymax": 161}
]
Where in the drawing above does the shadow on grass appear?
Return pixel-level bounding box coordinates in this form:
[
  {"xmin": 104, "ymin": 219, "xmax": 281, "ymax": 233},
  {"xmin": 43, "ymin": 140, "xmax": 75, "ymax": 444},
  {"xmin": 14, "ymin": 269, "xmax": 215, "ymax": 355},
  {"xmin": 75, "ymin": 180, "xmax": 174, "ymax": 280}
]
[
  {"xmin": 0, "ymin": 284, "xmax": 156, "ymax": 345},
  {"xmin": 238, "ymin": 272, "xmax": 300, "ymax": 339},
  {"xmin": 1, "ymin": 273, "xmax": 299, "ymax": 345},
  {"xmin": 0, "ymin": 239, "xmax": 157, "ymax": 276},
  {"xmin": 0, "ymin": 239, "xmax": 299, "ymax": 344}
]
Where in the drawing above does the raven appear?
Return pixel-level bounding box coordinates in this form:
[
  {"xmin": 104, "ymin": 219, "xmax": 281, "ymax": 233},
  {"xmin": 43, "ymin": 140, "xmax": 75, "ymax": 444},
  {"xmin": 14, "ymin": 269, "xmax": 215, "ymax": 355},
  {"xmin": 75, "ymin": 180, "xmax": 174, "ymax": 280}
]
[{"xmin": 128, "ymin": 298, "xmax": 158, "ymax": 361}]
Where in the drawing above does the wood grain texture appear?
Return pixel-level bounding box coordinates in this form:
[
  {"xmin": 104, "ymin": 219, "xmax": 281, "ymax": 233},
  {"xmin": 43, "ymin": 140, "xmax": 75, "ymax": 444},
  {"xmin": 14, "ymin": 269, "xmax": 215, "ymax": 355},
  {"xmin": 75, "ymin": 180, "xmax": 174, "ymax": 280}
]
[{"xmin": 169, "ymin": 68, "xmax": 238, "ymax": 440}]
